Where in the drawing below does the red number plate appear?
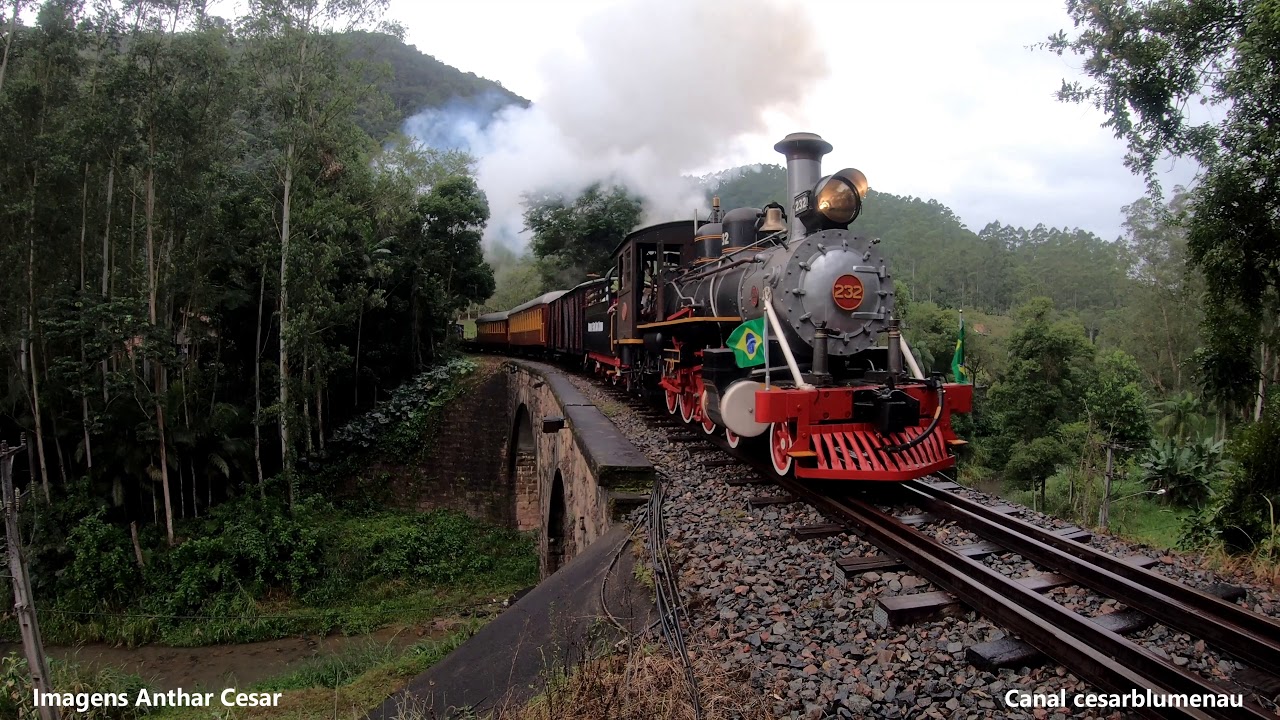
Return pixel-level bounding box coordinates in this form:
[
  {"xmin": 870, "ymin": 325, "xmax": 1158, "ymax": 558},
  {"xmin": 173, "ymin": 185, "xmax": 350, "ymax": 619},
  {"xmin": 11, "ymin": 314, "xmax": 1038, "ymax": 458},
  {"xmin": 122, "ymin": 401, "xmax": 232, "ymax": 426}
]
[{"xmin": 832, "ymin": 274, "xmax": 864, "ymax": 311}]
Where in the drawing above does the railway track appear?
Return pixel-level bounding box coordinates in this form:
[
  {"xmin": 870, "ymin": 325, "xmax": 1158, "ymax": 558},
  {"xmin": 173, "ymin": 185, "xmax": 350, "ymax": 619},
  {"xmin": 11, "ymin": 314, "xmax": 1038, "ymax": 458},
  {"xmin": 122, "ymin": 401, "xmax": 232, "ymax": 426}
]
[{"xmin": 598, "ymin": 382, "xmax": 1280, "ymax": 719}]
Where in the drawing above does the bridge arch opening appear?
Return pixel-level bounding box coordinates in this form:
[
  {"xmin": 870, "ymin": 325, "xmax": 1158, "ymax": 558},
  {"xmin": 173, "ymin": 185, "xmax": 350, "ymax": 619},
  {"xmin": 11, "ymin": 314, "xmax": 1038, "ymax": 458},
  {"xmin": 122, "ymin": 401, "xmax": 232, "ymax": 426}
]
[
  {"xmin": 546, "ymin": 470, "xmax": 568, "ymax": 575},
  {"xmin": 508, "ymin": 404, "xmax": 538, "ymax": 531}
]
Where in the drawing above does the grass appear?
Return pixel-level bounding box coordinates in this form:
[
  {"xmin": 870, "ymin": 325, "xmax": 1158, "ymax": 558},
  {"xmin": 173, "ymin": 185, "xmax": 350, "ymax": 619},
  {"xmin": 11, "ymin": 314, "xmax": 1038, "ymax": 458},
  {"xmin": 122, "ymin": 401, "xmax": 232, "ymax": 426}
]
[
  {"xmin": 3, "ymin": 652, "xmax": 150, "ymax": 720},
  {"xmin": 137, "ymin": 626, "xmax": 478, "ymax": 720},
  {"xmin": 367, "ymin": 643, "xmax": 775, "ymax": 720},
  {"xmin": 1195, "ymin": 543, "xmax": 1280, "ymax": 588},
  {"xmin": 508, "ymin": 644, "xmax": 775, "ymax": 720},
  {"xmin": 998, "ymin": 470, "xmax": 1192, "ymax": 550},
  {"xmin": 5, "ymin": 623, "xmax": 482, "ymax": 720},
  {"xmin": 1108, "ymin": 499, "xmax": 1189, "ymax": 548}
]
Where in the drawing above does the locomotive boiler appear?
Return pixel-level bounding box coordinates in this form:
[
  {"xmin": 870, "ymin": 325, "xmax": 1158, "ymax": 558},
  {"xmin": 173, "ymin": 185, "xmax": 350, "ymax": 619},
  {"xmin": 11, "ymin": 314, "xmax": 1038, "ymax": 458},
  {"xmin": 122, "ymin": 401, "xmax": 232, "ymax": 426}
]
[{"xmin": 473, "ymin": 132, "xmax": 972, "ymax": 482}]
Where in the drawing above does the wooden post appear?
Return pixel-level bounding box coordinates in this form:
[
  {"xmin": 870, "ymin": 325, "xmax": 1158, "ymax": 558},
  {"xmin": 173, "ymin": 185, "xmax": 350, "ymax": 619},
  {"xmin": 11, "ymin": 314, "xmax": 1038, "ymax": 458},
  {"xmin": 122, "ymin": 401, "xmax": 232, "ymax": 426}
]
[
  {"xmin": 1098, "ymin": 443, "xmax": 1114, "ymax": 532},
  {"xmin": 2, "ymin": 440, "xmax": 60, "ymax": 720}
]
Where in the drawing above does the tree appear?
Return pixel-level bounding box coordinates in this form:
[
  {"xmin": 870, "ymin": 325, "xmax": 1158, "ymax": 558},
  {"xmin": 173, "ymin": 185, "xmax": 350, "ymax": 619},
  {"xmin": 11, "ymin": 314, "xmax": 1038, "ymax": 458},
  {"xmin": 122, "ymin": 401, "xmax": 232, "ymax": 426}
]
[
  {"xmin": 1045, "ymin": 0, "xmax": 1280, "ymax": 419},
  {"xmin": 986, "ymin": 298, "xmax": 1096, "ymax": 505},
  {"xmin": 700, "ymin": 163, "xmax": 787, "ymax": 210},
  {"xmin": 1151, "ymin": 391, "xmax": 1208, "ymax": 442},
  {"xmin": 1085, "ymin": 350, "xmax": 1152, "ymax": 452},
  {"xmin": 239, "ymin": 0, "xmax": 390, "ymax": 507},
  {"xmin": 0, "ymin": 0, "xmax": 509, "ymax": 554},
  {"xmin": 401, "ymin": 174, "xmax": 495, "ymax": 363},
  {"xmin": 523, "ymin": 184, "xmax": 642, "ymax": 289},
  {"xmin": 1101, "ymin": 189, "xmax": 1202, "ymax": 394},
  {"xmin": 481, "ymin": 244, "xmax": 544, "ymax": 312}
]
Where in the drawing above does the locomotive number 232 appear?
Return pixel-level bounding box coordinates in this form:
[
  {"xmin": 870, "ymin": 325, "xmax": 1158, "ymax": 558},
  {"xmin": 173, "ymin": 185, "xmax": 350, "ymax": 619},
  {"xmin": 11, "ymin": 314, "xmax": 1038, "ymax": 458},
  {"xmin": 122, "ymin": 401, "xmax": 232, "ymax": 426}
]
[{"xmin": 832, "ymin": 274, "xmax": 864, "ymax": 311}]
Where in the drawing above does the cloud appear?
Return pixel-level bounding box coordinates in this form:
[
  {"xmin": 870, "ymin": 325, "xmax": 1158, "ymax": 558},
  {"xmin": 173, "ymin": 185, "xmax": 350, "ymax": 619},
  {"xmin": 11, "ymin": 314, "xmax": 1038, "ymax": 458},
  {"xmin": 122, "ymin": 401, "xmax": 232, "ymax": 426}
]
[{"xmin": 400, "ymin": 0, "xmax": 827, "ymax": 248}]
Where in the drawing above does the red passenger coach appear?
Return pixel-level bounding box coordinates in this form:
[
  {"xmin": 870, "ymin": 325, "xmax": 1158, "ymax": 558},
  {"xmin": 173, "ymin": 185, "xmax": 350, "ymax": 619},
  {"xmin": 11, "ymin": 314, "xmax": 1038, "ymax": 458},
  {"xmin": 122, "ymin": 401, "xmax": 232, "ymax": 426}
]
[{"xmin": 550, "ymin": 278, "xmax": 606, "ymax": 356}]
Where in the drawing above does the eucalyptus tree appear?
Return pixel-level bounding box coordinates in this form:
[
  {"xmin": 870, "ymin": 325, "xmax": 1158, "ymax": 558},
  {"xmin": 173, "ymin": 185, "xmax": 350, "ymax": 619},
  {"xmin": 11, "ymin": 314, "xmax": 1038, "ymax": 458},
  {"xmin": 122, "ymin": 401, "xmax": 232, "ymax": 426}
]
[
  {"xmin": 0, "ymin": 0, "xmax": 29, "ymax": 92},
  {"xmin": 1103, "ymin": 189, "xmax": 1203, "ymax": 395},
  {"xmin": 238, "ymin": 0, "xmax": 391, "ymax": 507}
]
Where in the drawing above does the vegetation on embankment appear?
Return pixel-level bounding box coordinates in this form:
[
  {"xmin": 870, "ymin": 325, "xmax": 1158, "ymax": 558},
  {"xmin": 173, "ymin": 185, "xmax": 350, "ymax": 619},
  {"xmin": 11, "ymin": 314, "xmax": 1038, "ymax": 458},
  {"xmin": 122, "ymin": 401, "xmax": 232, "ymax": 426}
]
[{"xmin": 1, "ymin": 358, "xmax": 538, "ymax": 649}]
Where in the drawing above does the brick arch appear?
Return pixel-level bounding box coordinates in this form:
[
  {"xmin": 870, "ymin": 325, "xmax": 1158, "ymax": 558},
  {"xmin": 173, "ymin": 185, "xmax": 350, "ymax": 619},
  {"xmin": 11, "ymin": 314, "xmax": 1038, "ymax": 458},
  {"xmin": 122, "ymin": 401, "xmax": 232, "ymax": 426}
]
[
  {"xmin": 508, "ymin": 404, "xmax": 538, "ymax": 531},
  {"xmin": 544, "ymin": 469, "xmax": 571, "ymax": 575}
]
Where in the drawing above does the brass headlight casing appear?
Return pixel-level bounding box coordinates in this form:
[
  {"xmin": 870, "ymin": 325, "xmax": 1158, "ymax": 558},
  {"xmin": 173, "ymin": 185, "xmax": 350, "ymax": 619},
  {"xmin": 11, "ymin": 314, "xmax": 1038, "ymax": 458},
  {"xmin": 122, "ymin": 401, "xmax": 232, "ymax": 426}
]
[{"xmin": 813, "ymin": 168, "xmax": 869, "ymax": 225}]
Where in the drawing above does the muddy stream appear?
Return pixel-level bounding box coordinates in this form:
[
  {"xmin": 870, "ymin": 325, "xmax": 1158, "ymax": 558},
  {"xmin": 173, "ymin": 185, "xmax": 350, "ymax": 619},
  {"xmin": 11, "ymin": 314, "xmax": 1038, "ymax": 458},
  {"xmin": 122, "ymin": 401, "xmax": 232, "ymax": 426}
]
[{"xmin": 1, "ymin": 622, "xmax": 455, "ymax": 691}]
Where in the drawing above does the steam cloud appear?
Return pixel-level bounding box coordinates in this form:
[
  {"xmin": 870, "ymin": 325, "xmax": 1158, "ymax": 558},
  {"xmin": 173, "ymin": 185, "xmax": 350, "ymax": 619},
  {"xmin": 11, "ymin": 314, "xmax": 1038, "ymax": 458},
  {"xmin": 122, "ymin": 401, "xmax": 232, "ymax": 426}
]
[{"xmin": 402, "ymin": 0, "xmax": 828, "ymax": 248}]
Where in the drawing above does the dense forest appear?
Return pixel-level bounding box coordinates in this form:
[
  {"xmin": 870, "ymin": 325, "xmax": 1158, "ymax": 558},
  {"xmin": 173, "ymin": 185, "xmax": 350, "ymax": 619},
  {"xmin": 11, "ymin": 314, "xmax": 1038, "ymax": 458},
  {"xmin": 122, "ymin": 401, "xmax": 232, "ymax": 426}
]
[
  {"xmin": 0, "ymin": 0, "xmax": 546, "ymax": 651},
  {"xmin": 0, "ymin": 0, "xmax": 525, "ymax": 524}
]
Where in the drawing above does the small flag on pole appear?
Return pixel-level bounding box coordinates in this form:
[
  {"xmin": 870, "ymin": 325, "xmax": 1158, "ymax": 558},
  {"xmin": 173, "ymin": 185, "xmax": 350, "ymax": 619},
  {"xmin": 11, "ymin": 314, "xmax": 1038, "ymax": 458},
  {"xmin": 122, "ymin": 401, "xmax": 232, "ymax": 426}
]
[
  {"xmin": 727, "ymin": 317, "xmax": 767, "ymax": 368},
  {"xmin": 951, "ymin": 311, "xmax": 971, "ymax": 384}
]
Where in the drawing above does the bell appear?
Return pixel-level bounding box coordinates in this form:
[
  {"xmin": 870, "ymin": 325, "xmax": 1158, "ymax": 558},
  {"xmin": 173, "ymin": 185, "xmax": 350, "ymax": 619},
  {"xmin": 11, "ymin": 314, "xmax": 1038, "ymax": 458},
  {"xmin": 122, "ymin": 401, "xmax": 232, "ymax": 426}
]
[{"xmin": 759, "ymin": 206, "xmax": 786, "ymax": 233}]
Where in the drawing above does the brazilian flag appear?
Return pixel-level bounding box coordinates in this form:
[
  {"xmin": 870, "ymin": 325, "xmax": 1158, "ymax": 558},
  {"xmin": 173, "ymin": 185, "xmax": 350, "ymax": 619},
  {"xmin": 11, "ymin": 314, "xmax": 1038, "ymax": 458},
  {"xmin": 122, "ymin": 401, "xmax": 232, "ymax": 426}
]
[
  {"xmin": 951, "ymin": 313, "xmax": 971, "ymax": 383},
  {"xmin": 727, "ymin": 317, "xmax": 767, "ymax": 368}
]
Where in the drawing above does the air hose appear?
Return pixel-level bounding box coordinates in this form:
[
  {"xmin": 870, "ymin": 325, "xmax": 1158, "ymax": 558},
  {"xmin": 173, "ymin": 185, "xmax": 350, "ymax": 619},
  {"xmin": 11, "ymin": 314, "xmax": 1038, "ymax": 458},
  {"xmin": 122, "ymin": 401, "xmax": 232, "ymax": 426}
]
[{"xmin": 883, "ymin": 385, "xmax": 945, "ymax": 454}]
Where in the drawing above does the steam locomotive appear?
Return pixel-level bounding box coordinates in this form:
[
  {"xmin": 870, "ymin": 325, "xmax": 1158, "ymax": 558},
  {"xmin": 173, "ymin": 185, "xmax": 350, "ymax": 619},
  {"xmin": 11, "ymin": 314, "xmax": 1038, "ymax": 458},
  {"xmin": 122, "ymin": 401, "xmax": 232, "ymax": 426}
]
[{"xmin": 472, "ymin": 132, "xmax": 972, "ymax": 481}]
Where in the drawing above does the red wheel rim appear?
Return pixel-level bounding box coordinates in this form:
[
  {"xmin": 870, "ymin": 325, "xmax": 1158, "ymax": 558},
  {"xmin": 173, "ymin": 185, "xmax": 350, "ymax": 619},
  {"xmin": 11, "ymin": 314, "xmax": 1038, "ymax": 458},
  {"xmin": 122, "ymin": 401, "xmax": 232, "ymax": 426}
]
[
  {"xmin": 679, "ymin": 392, "xmax": 695, "ymax": 423},
  {"xmin": 726, "ymin": 429, "xmax": 741, "ymax": 449},
  {"xmin": 665, "ymin": 389, "xmax": 679, "ymax": 415},
  {"xmin": 770, "ymin": 422, "xmax": 794, "ymax": 477},
  {"xmin": 699, "ymin": 390, "xmax": 716, "ymax": 434}
]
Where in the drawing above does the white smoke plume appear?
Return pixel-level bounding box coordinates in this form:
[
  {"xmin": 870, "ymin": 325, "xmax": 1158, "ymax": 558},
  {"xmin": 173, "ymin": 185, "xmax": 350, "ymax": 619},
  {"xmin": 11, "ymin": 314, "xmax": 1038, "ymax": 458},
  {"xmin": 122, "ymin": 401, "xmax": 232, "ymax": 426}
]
[{"xmin": 402, "ymin": 0, "xmax": 827, "ymax": 248}]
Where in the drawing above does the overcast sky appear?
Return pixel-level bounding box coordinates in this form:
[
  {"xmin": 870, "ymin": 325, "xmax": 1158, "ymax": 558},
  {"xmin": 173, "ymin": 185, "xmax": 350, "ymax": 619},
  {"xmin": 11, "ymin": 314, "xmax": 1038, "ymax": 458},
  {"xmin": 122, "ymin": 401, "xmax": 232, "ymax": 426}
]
[{"xmin": 389, "ymin": 0, "xmax": 1198, "ymax": 242}]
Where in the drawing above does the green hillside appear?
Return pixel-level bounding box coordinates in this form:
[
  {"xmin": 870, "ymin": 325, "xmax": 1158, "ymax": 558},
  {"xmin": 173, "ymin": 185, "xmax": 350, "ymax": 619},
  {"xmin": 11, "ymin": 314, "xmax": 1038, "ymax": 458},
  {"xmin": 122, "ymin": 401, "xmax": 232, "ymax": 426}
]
[{"xmin": 340, "ymin": 31, "xmax": 529, "ymax": 138}]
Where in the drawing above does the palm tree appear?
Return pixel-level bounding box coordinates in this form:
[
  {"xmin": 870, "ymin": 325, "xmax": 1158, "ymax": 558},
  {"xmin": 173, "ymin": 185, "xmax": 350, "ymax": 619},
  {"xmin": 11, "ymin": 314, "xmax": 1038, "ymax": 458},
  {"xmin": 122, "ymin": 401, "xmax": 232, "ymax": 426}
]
[{"xmin": 1150, "ymin": 391, "xmax": 1206, "ymax": 441}]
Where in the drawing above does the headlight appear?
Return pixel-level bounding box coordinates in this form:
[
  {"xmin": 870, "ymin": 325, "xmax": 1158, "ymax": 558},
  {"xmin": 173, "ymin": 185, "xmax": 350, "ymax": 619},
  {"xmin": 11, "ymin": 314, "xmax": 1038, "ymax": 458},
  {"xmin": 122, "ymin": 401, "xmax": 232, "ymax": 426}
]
[{"xmin": 812, "ymin": 168, "xmax": 869, "ymax": 224}]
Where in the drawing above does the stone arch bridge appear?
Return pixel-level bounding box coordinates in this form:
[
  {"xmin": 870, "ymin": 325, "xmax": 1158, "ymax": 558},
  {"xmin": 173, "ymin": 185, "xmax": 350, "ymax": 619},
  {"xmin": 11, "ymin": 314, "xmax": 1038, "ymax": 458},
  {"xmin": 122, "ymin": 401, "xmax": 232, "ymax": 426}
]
[{"xmin": 501, "ymin": 359, "xmax": 652, "ymax": 576}]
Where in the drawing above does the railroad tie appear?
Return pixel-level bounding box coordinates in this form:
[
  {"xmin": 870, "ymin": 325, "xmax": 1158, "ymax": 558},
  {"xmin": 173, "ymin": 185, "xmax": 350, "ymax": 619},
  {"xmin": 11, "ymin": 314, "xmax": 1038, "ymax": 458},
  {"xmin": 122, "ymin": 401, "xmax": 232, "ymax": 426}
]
[
  {"xmin": 868, "ymin": 527, "xmax": 1096, "ymax": 625},
  {"xmin": 792, "ymin": 523, "xmax": 845, "ymax": 540},
  {"xmin": 748, "ymin": 494, "xmax": 796, "ymax": 508},
  {"xmin": 966, "ymin": 581, "xmax": 1247, "ymax": 670},
  {"xmin": 874, "ymin": 573, "xmax": 1073, "ymax": 627},
  {"xmin": 837, "ymin": 541, "xmax": 1003, "ymax": 577}
]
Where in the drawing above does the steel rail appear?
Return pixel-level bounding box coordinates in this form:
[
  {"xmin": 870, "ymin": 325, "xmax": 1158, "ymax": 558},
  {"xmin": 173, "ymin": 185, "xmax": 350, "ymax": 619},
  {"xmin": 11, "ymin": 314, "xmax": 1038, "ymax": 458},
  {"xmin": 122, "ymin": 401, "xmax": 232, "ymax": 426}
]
[
  {"xmin": 789, "ymin": 484, "xmax": 1266, "ymax": 719},
  {"xmin": 903, "ymin": 480, "xmax": 1280, "ymax": 671}
]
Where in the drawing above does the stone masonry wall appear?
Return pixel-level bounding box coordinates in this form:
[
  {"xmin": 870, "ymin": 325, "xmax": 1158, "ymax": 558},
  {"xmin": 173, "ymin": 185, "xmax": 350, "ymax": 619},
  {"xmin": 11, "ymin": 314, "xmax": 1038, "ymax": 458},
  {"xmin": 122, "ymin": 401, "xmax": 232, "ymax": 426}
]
[
  {"xmin": 381, "ymin": 358, "xmax": 516, "ymax": 526},
  {"xmin": 513, "ymin": 450, "xmax": 539, "ymax": 531}
]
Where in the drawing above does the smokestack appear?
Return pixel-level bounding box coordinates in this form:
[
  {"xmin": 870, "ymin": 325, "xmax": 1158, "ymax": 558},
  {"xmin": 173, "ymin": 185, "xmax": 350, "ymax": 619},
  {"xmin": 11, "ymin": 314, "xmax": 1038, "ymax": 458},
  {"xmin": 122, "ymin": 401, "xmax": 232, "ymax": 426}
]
[{"xmin": 774, "ymin": 132, "xmax": 833, "ymax": 240}]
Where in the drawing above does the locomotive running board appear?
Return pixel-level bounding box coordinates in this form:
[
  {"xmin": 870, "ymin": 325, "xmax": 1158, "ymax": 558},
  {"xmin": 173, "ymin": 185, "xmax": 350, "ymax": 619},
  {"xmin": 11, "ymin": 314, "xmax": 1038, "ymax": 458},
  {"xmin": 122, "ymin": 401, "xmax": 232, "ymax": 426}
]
[{"xmin": 796, "ymin": 424, "xmax": 956, "ymax": 481}]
